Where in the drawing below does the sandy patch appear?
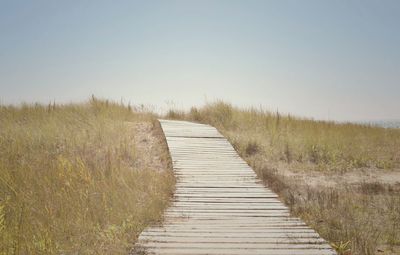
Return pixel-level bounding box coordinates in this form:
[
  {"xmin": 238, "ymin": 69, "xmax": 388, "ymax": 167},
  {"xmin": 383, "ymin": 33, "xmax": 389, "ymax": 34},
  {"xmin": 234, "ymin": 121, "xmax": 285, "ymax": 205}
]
[
  {"xmin": 129, "ymin": 120, "xmax": 171, "ymax": 172},
  {"xmin": 271, "ymin": 161, "xmax": 400, "ymax": 189}
]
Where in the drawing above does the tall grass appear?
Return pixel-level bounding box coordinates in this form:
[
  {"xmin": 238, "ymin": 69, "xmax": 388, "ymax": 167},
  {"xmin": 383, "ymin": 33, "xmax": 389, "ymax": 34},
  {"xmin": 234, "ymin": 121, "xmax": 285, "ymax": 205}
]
[
  {"xmin": 168, "ymin": 101, "xmax": 400, "ymax": 255},
  {"xmin": 171, "ymin": 101, "xmax": 400, "ymax": 172},
  {"xmin": 0, "ymin": 98, "xmax": 174, "ymax": 254},
  {"xmin": 257, "ymin": 165, "xmax": 400, "ymax": 255}
]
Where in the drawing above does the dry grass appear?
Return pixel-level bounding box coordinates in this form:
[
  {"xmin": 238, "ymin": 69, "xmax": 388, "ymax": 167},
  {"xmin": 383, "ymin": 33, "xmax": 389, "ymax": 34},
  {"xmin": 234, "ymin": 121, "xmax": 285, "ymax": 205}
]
[
  {"xmin": 0, "ymin": 97, "xmax": 175, "ymax": 255},
  {"xmin": 256, "ymin": 165, "xmax": 400, "ymax": 255},
  {"xmin": 168, "ymin": 101, "xmax": 400, "ymax": 255},
  {"xmin": 171, "ymin": 101, "xmax": 400, "ymax": 172}
]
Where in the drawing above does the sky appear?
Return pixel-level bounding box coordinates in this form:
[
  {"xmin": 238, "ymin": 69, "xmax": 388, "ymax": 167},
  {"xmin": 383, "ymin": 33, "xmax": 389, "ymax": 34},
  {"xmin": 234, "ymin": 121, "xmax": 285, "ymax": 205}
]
[{"xmin": 0, "ymin": 0, "xmax": 399, "ymax": 121}]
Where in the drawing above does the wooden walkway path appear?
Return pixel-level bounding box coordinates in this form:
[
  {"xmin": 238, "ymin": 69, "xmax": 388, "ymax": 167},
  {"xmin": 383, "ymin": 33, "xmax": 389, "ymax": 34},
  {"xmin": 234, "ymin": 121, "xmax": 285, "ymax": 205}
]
[{"xmin": 133, "ymin": 120, "xmax": 336, "ymax": 255}]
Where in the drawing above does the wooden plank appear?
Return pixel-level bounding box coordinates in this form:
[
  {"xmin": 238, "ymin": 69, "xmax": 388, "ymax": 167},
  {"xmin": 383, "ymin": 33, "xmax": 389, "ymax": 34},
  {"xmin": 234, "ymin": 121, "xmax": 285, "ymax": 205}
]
[
  {"xmin": 174, "ymin": 188, "xmax": 271, "ymax": 193},
  {"xmin": 135, "ymin": 247, "xmax": 336, "ymax": 255},
  {"xmin": 163, "ymin": 213, "xmax": 291, "ymax": 218},
  {"xmin": 161, "ymin": 219, "xmax": 307, "ymax": 226},
  {"xmin": 132, "ymin": 120, "xmax": 335, "ymax": 255},
  {"xmin": 143, "ymin": 227, "xmax": 316, "ymax": 233},
  {"xmin": 138, "ymin": 242, "xmax": 333, "ymax": 250},
  {"xmin": 137, "ymin": 236, "xmax": 325, "ymax": 244},
  {"xmin": 140, "ymin": 231, "xmax": 321, "ymax": 238},
  {"xmin": 137, "ymin": 250, "xmax": 335, "ymax": 255},
  {"xmin": 161, "ymin": 222, "xmax": 308, "ymax": 228},
  {"xmin": 174, "ymin": 192, "xmax": 279, "ymax": 197},
  {"xmin": 168, "ymin": 203, "xmax": 292, "ymax": 208}
]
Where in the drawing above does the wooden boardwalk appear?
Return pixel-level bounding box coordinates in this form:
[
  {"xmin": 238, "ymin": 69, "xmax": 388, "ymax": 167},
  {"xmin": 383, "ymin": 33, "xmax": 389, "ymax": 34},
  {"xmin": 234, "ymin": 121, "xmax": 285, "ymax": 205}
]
[{"xmin": 133, "ymin": 120, "xmax": 336, "ymax": 255}]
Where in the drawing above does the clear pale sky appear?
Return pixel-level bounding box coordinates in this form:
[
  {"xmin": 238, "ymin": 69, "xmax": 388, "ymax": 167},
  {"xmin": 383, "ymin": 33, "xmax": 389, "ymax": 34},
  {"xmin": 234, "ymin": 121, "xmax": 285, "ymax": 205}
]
[{"xmin": 1, "ymin": 1, "xmax": 399, "ymax": 121}]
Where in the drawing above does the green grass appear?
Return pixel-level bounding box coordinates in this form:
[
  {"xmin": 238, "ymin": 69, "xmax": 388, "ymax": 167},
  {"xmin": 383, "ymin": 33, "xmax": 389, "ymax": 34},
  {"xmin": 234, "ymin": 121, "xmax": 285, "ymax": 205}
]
[
  {"xmin": 0, "ymin": 98, "xmax": 174, "ymax": 254},
  {"xmin": 168, "ymin": 101, "xmax": 400, "ymax": 255}
]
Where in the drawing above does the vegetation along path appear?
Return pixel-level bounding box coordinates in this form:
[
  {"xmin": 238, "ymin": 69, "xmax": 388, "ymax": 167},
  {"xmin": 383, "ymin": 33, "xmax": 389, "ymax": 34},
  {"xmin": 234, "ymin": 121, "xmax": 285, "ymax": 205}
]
[{"xmin": 133, "ymin": 120, "xmax": 336, "ymax": 255}]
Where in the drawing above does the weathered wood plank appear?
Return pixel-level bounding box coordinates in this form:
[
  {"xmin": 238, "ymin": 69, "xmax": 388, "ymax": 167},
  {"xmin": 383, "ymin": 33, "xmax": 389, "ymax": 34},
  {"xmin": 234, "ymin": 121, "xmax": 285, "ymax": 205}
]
[
  {"xmin": 161, "ymin": 219, "xmax": 308, "ymax": 226},
  {"xmin": 140, "ymin": 231, "xmax": 321, "ymax": 238},
  {"xmin": 132, "ymin": 120, "xmax": 336, "ymax": 255},
  {"xmin": 136, "ymin": 248, "xmax": 336, "ymax": 255},
  {"xmin": 139, "ymin": 242, "xmax": 333, "ymax": 250}
]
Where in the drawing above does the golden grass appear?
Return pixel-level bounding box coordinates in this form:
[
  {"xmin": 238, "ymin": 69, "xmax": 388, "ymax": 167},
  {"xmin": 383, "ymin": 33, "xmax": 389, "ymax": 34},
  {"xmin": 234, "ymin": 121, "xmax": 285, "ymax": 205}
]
[
  {"xmin": 257, "ymin": 166, "xmax": 400, "ymax": 255},
  {"xmin": 169, "ymin": 101, "xmax": 400, "ymax": 172},
  {"xmin": 0, "ymin": 98, "xmax": 174, "ymax": 254},
  {"xmin": 168, "ymin": 101, "xmax": 400, "ymax": 255}
]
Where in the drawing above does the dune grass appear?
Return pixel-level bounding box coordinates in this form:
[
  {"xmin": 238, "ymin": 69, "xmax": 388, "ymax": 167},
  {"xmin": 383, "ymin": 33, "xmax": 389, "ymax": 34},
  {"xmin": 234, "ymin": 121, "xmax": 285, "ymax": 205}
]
[
  {"xmin": 167, "ymin": 101, "xmax": 400, "ymax": 255},
  {"xmin": 0, "ymin": 98, "xmax": 174, "ymax": 255},
  {"xmin": 173, "ymin": 101, "xmax": 400, "ymax": 172}
]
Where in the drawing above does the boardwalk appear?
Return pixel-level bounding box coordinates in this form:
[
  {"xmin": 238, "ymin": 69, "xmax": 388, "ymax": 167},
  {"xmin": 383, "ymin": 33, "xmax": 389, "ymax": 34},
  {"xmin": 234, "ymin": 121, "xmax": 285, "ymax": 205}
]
[{"xmin": 133, "ymin": 120, "xmax": 336, "ymax": 255}]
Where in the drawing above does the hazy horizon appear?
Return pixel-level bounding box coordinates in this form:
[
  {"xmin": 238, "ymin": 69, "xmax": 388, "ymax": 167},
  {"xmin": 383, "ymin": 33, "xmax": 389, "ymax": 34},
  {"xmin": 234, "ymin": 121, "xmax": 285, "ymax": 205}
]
[{"xmin": 1, "ymin": 1, "xmax": 399, "ymax": 122}]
